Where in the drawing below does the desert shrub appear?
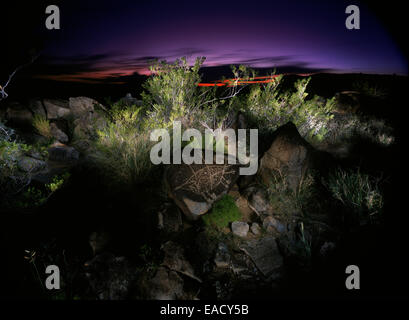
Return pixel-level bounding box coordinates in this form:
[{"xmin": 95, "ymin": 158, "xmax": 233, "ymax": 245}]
[
  {"xmin": 202, "ymin": 195, "xmax": 241, "ymax": 229},
  {"xmin": 12, "ymin": 172, "xmax": 70, "ymax": 208},
  {"xmin": 93, "ymin": 104, "xmax": 154, "ymax": 186},
  {"xmin": 141, "ymin": 57, "xmax": 252, "ymax": 132},
  {"xmin": 267, "ymin": 172, "xmax": 317, "ymax": 219},
  {"xmin": 141, "ymin": 57, "xmax": 217, "ymax": 130},
  {"xmin": 32, "ymin": 114, "xmax": 52, "ymax": 139},
  {"xmin": 325, "ymin": 168, "xmax": 383, "ymax": 224},
  {"xmin": 0, "ymin": 132, "xmax": 31, "ymax": 196},
  {"xmin": 324, "ymin": 114, "xmax": 394, "ymax": 147},
  {"xmin": 244, "ymin": 76, "xmax": 336, "ymax": 142},
  {"xmin": 46, "ymin": 172, "xmax": 71, "ymax": 193}
]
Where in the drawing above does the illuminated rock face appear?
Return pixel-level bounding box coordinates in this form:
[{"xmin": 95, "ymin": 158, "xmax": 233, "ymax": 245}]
[
  {"xmin": 42, "ymin": 99, "xmax": 71, "ymax": 119},
  {"xmin": 165, "ymin": 155, "xmax": 240, "ymax": 220},
  {"xmin": 259, "ymin": 122, "xmax": 312, "ymax": 193}
]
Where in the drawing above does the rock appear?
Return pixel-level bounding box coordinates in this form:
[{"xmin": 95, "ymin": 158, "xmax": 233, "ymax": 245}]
[
  {"xmin": 214, "ymin": 242, "xmax": 230, "ymax": 268},
  {"xmin": 161, "ymin": 241, "xmax": 201, "ymax": 283},
  {"xmin": 247, "ymin": 187, "xmax": 273, "ymax": 215},
  {"xmin": 141, "ymin": 267, "xmax": 184, "ymax": 300},
  {"xmin": 157, "ymin": 205, "xmax": 183, "ymax": 234},
  {"xmin": 43, "ymin": 99, "xmax": 71, "ymax": 119},
  {"xmin": 28, "ymin": 99, "xmax": 46, "ymax": 117},
  {"xmin": 259, "ymin": 122, "xmax": 312, "ymax": 192},
  {"xmin": 6, "ymin": 102, "xmax": 33, "ymax": 126},
  {"xmin": 235, "ymin": 196, "xmax": 254, "ymax": 221},
  {"xmin": 240, "ymin": 236, "xmax": 283, "ymax": 277},
  {"xmin": 230, "ymin": 252, "xmax": 259, "ymax": 278},
  {"xmin": 72, "ymin": 111, "xmax": 106, "ymax": 142},
  {"xmin": 48, "ymin": 143, "xmax": 79, "ymax": 162},
  {"xmin": 50, "ymin": 122, "xmax": 69, "ymax": 143},
  {"xmin": 26, "ymin": 149, "xmax": 44, "ymax": 160},
  {"xmin": 84, "ymin": 252, "xmax": 135, "ymax": 300},
  {"xmin": 165, "ymin": 155, "xmax": 240, "ymax": 220},
  {"xmin": 250, "ymin": 222, "xmax": 261, "ymax": 235},
  {"xmin": 263, "ymin": 216, "xmax": 286, "ymax": 233},
  {"xmin": 231, "ymin": 221, "xmax": 249, "ymax": 238},
  {"xmin": 69, "ymin": 96, "xmax": 98, "ymax": 117},
  {"xmin": 17, "ymin": 157, "xmax": 47, "ymax": 173}
]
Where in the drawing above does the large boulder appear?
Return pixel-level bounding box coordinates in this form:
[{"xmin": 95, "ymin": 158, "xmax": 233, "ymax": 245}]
[
  {"xmin": 259, "ymin": 122, "xmax": 313, "ymax": 192},
  {"xmin": 17, "ymin": 157, "xmax": 47, "ymax": 173},
  {"xmin": 165, "ymin": 156, "xmax": 240, "ymax": 220},
  {"xmin": 72, "ymin": 111, "xmax": 106, "ymax": 141},
  {"xmin": 43, "ymin": 99, "xmax": 71, "ymax": 119},
  {"xmin": 28, "ymin": 99, "xmax": 47, "ymax": 118},
  {"xmin": 69, "ymin": 96, "xmax": 99, "ymax": 117}
]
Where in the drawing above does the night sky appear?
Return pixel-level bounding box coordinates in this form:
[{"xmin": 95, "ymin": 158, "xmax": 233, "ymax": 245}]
[{"xmin": 1, "ymin": 0, "xmax": 408, "ymax": 86}]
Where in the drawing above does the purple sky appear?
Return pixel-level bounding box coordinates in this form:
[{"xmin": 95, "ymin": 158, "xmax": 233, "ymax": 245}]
[{"xmin": 34, "ymin": 0, "xmax": 407, "ymax": 83}]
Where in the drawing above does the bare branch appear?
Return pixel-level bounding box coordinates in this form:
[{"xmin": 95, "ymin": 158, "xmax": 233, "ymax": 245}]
[{"xmin": 0, "ymin": 54, "xmax": 39, "ymax": 101}]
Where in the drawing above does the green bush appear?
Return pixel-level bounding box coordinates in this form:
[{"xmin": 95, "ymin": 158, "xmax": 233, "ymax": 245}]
[
  {"xmin": 141, "ymin": 57, "xmax": 230, "ymax": 131},
  {"xmin": 202, "ymin": 195, "xmax": 241, "ymax": 229},
  {"xmin": 0, "ymin": 135, "xmax": 31, "ymax": 196},
  {"xmin": 244, "ymin": 75, "xmax": 335, "ymax": 142},
  {"xmin": 325, "ymin": 168, "xmax": 383, "ymax": 224}
]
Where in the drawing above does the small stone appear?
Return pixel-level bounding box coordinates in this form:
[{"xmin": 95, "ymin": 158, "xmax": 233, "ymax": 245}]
[
  {"xmin": 263, "ymin": 216, "xmax": 286, "ymax": 233},
  {"xmin": 231, "ymin": 221, "xmax": 249, "ymax": 238},
  {"xmin": 214, "ymin": 242, "xmax": 230, "ymax": 268},
  {"xmin": 248, "ymin": 188, "xmax": 273, "ymax": 215},
  {"xmin": 250, "ymin": 222, "xmax": 261, "ymax": 235}
]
